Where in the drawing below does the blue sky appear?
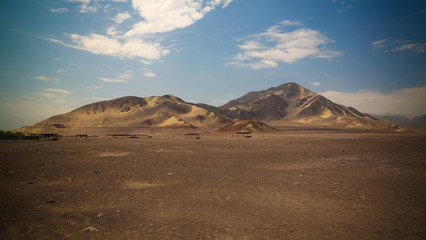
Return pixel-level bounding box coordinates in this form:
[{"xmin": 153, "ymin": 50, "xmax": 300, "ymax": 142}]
[{"xmin": 1, "ymin": 0, "xmax": 425, "ymax": 130}]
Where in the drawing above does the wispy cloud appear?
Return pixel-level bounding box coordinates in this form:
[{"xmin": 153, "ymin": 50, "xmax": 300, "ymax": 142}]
[
  {"xmin": 40, "ymin": 92, "xmax": 60, "ymax": 99},
  {"xmin": 68, "ymin": 0, "xmax": 100, "ymax": 13},
  {"xmin": 321, "ymin": 86, "xmax": 426, "ymax": 114},
  {"xmin": 50, "ymin": 8, "xmax": 69, "ymax": 13},
  {"xmin": 46, "ymin": 88, "xmax": 72, "ymax": 95},
  {"xmin": 87, "ymin": 85, "xmax": 102, "ymax": 91},
  {"xmin": 84, "ymin": 96, "xmax": 110, "ymax": 102},
  {"xmin": 33, "ymin": 76, "xmax": 60, "ymax": 83},
  {"xmin": 57, "ymin": 68, "xmax": 69, "ymax": 73},
  {"xmin": 393, "ymin": 43, "xmax": 425, "ymax": 53},
  {"xmin": 371, "ymin": 39, "xmax": 388, "ymax": 49},
  {"xmin": 144, "ymin": 72, "xmax": 157, "ymax": 77},
  {"xmin": 280, "ymin": 20, "xmax": 303, "ymax": 26},
  {"xmin": 330, "ymin": 0, "xmax": 358, "ymax": 14},
  {"xmin": 227, "ymin": 21, "xmax": 342, "ymax": 69},
  {"xmin": 99, "ymin": 77, "xmax": 127, "ymax": 83},
  {"xmin": 414, "ymin": 9, "xmax": 426, "ymax": 16},
  {"xmin": 99, "ymin": 70, "xmax": 133, "ymax": 83},
  {"xmin": 34, "ymin": 88, "xmax": 72, "ymax": 105},
  {"xmin": 312, "ymin": 82, "xmax": 320, "ymax": 86},
  {"xmin": 113, "ymin": 11, "xmax": 131, "ymax": 24},
  {"xmin": 372, "ymin": 39, "xmax": 425, "ymax": 53}
]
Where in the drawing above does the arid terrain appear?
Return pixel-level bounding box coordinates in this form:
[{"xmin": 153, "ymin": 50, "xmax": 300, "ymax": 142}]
[{"xmin": 1, "ymin": 129, "xmax": 425, "ymax": 240}]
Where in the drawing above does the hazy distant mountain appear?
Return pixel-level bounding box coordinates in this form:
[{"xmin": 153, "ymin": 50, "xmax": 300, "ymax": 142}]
[
  {"xmin": 371, "ymin": 114, "xmax": 426, "ymax": 128},
  {"xmin": 32, "ymin": 95, "xmax": 233, "ymax": 129},
  {"xmin": 219, "ymin": 82, "xmax": 401, "ymax": 130}
]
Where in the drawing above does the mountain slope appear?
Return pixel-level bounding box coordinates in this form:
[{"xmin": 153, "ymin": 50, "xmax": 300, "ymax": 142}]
[
  {"xmin": 219, "ymin": 82, "xmax": 398, "ymax": 130},
  {"xmin": 32, "ymin": 95, "xmax": 233, "ymax": 130}
]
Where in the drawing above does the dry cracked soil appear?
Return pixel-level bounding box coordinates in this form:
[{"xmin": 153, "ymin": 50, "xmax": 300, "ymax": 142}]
[{"xmin": 0, "ymin": 131, "xmax": 425, "ymax": 239}]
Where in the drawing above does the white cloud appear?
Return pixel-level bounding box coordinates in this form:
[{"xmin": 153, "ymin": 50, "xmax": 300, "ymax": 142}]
[
  {"xmin": 50, "ymin": 8, "xmax": 69, "ymax": 13},
  {"xmin": 46, "ymin": 88, "xmax": 72, "ymax": 95},
  {"xmin": 222, "ymin": 0, "xmax": 233, "ymax": 8},
  {"xmin": 126, "ymin": 0, "xmax": 233, "ymax": 36},
  {"xmin": 312, "ymin": 82, "xmax": 320, "ymax": 86},
  {"xmin": 144, "ymin": 72, "xmax": 157, "ymax": 77},
  {"xmin": 281, "ymin": 20, "xmax": 303, "ymax": 26},
  {"xmin": 321, "ymin": 86, "xmax": 426, "ymax": 114},
  {"xmin": 48, "ymin": 0, "xmax": 232, "ymax": 61},
  {"xmin": 99, "ymin": 70, "xmax": 132, "ymax": 83},
  {"xmin": 106, "ymin": 26, "xmax": 119, "ymax": 36},
  {"xmin": 140, "ymin": 60, "xmax": 152, "ymax": 65},
  {"xmin": 62, "ymin": 34, "xmax": 169, "ymax": 59},
  {"xmin": 33, "ymin": 76, "xmax": 60, "ymax": 83},
  {"xmin": 99, "ymin": 77, "xmax": 128, "ymax": 83},
  {"xmin": 227, "ymin": 21, "xmax": 342, "ymax": 69},
  {"xmin": 68, "ymin": 0, "xmax": 100, "ymax": 13},
  {"xmin": 113, "ymin": 11, "xmax": 131, "ymax": 24},
  {"xmin": 46, "ymin": 29, "xmax": 169, "ymax": 61}
]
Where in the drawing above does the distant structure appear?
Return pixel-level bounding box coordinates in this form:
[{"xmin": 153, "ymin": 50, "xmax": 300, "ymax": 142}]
[
  {"xmin": 107, "ymin": 133, "xmax": 152, "ymax": 139},
  {"xmin": 26, "ymin": 133, "xmax": 60, "ymax": 141},
  {"xmin": 232, "ymin": 131, "xmax": 252, "ymax": 138},
  {"xmin": 185, "ymin": 133, "xmax": 201, "ymax": 139}
]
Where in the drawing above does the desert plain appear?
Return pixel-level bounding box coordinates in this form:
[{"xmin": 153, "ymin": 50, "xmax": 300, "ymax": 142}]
[{"xmin": 0, "ymin": 128, "xmax": 425, "ymax": 240}]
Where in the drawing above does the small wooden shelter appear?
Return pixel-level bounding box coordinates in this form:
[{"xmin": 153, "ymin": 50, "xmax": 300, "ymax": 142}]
[
  {"xmin": 184, "ymin": 133, "xmax": 201, "ymax": 139},
  {"xmin": 232, "ymin": 131, "xmax": 252, "ymax": 138}
]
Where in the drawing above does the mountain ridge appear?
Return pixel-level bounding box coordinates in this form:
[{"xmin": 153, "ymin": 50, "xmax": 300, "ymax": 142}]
[
  {"xmin": 219, "ymin": 82, "xmax": 377, "ymax": 128},
  {"xmin": 33, "ymin": 95, "xmax": 232, "ymax": 129},
  {"xmin": 15, "ymin": 82, "xmax": 410, "ymax": 134}
]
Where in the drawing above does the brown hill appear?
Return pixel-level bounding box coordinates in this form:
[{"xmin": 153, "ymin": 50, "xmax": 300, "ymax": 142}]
[
  {"xmin": 219, "ymin": 82, "xmax": 404, "ymax": 131},
  {"xmin": 214, "ymin": 120, "xmax": 276, "ymax": 134},
  {"xmin": 19, "ymin": 95, "xmax": 233, "ymax": 134},
  {"xmin": 15, "ymin": 82, "xmax": 410, "ymax": 135}
]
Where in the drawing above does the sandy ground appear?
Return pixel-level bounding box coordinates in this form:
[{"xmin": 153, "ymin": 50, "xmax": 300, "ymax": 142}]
[{"xmin": 0, "ymin": 131, "xmax": 425, "ymax": 240}]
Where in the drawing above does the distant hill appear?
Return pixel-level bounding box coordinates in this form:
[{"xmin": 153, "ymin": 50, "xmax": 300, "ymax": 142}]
[
  {"xmin": 219, "ymin": 82, "xmax": 403, "ymax": 131},
  {"xmin": 15, "ymin": 82, "xmax": 411, "ymax": 135},
  {"xmin": 214, "ymin": 120, "xmax": 276, "ymax": 134},
  {"xmin": 371, "ymin": 114, "xmax": 426, "ymax": 128},
  {"xmin": 19, "ymin": 95, "xmax": 232, "ymax": 134}
]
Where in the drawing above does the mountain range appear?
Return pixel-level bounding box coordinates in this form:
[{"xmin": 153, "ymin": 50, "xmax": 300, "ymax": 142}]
[
  {"xmin": 370, "ymin": 113, "xmax": 426, "ymax": 128},
  {"xmin": 16, "ymin": 82, "xmax": 408, "ymax": 134}
]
